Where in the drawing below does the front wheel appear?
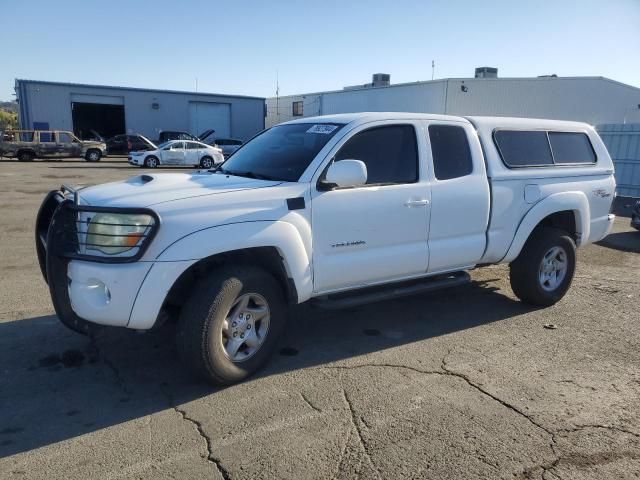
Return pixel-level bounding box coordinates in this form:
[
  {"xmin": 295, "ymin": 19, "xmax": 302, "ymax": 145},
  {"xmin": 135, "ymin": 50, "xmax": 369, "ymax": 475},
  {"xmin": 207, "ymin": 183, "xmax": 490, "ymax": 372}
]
[
  {"xmin": 85, "ymin": 149, "xmax": 102, "ymax": 162},
  {"xmin": 144, "ymin": 156, "xmax": 159, "ymax": 168},
  {"xmin": 177, "ymin": 266, "xmax": 286, "ymax": 385},
  {"xmin": 199, "ymin": 156, "xmax": 214, "ymax": 169},
  {"xmin": 510, "ymin": 227, "xmax": 576, "ymax": 306}
]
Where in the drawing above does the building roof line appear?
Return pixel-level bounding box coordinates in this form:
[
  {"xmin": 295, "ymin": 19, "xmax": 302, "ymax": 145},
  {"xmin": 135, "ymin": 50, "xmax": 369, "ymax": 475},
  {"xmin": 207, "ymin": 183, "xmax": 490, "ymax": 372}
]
[
  {"xmin": 267, "ymin": 76, "xmax": 640, "ymax": 100},
  {"xmin": 14, "ymin": 79, "xmax": 266, "ymax": 100}
]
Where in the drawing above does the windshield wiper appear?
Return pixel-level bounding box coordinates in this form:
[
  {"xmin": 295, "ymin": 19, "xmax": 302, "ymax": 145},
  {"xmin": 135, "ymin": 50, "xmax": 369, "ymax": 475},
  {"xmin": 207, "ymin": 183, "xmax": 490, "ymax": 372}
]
[{"xmin": 215, "ymin": 169, "xmax": 280, "ymax": 181}]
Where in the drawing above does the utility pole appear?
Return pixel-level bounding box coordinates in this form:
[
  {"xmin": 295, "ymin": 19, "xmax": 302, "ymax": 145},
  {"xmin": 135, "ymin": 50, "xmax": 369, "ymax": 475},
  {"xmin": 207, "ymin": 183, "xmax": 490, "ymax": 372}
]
[{"xmin": 276, "ymin": 70, "xmax": 280, "ymax": 121}]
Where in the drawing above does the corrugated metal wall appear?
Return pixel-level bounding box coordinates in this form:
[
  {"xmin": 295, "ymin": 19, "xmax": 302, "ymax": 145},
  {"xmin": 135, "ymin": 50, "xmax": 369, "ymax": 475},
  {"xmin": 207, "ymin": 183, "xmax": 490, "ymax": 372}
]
[{"xmin": 597, "ymin": 124, "xmax": 640, "ymax": 198}]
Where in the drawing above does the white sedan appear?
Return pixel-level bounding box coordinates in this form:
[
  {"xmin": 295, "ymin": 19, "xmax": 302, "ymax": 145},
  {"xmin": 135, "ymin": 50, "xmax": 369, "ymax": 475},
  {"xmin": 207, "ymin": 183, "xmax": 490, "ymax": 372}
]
[{"xmin": 128, "ymin": 140, "xmax": 224, "ymax": 169}]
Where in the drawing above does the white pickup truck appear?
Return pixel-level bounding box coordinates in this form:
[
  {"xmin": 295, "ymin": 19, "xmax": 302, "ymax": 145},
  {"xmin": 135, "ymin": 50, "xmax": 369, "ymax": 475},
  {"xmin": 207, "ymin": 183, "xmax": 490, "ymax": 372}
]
[{"xmin": 36, "ymin": 113, "xmax": 616, "ymax": 384}]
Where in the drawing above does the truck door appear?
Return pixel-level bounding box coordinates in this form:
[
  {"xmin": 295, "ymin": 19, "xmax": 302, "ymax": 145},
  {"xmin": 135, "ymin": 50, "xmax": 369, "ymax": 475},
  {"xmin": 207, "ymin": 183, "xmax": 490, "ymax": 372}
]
[
  {"xmin": 424, "ymin": 122, "xmax": 490, "ymax": 272},
  {"xmin": 38, "ymin": 131, "xmax": 57, "ymax": 158},
  {"xmin": 311, "ymin": 122, "xmax": 431, "ymax": 293}
]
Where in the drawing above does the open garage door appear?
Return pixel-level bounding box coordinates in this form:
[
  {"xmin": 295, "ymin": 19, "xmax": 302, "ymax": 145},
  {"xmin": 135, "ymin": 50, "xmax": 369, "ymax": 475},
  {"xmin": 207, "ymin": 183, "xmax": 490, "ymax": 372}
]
[
  {"xmin": 189, "ymin": 102, "xmax": 231, "ymax": 139},
  {"xmin": 71, "ymin": 94, "xmax": 125, "ymax": 140}
]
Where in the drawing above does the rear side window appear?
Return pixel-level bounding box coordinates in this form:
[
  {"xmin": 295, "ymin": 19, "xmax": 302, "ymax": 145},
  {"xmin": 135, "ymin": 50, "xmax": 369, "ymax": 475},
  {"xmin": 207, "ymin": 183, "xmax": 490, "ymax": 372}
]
[
  {"xmin": 428, "ymin": 125, "xmax": 473, "ymax": 180},
  {"xmin": 335, "ymin": 125, "xmax": 418, "ymax": 185},
  {"xmin": 494, "ymin": 131, "xmax": 553, "ymax": 167},
  {"xmin": 548, "ymin": 132, "xmax": 596, "ymax": 164}
]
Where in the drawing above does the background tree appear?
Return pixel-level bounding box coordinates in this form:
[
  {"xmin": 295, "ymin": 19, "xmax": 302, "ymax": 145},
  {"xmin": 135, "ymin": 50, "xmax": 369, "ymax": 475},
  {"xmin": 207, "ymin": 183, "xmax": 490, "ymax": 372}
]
[{"xmin": 0, "ymin": 109, "xmax": 17, "ymax": 130}]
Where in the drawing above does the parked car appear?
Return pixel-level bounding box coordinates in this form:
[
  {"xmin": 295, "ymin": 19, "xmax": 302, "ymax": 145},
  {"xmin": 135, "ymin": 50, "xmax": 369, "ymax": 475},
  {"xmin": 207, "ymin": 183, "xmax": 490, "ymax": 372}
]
[
  {"xmin": 211, "ymin": 138, "xmax": 243, "ymax": 158},
  {"xmin": 0, "ymin": 130, "xmax": 106, "ymax": 161},
  {"xmin": 156, "ymin": 131, "xmax": 199, "ymax": 143},
  {"xmin": 36, "ymin": 113, "xmax": 616, "ymax": 385},
  {"xmin": 631, "ymin": 200, "xmax": 640, "ymax": 231},
  {"xmin": 106, "ymin": 134, "xmax": 156, "ymax": 155},
  {"xmin": 128, "ymin": 140, "xmax": 223, "ymax": 168}
]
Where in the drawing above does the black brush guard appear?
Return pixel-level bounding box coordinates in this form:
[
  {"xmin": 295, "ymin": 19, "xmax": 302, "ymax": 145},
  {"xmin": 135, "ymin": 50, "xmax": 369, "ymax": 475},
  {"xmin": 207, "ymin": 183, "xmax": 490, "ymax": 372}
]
[{"xmin": 35, "ymin": 188, "xmax": 159, "ymax": 334}]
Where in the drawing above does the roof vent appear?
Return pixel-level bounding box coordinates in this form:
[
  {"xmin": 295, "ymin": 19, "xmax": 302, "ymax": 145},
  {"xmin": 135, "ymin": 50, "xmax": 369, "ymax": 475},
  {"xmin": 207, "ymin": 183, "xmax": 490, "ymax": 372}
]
[
  {"xmin": 371, "ymin": 73, "xmax": 391, "ymax": 87},
  {"xmin": 474, "ymin": 67, "xmax": 498, "ymax": 78}
]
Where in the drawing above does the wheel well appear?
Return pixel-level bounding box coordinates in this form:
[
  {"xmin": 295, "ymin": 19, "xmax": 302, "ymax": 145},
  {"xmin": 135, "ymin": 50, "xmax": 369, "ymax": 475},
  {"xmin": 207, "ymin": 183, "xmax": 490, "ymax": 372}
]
[
  {"xmin": 537, "ymin": 210, "xmax": 577, "ymax": 240},
  {"xmin": 161, "ymin": 247, "xmax": 297, "ymax": 316},
  {"xmin": 17, "ymin": 148, "xmax": 35, "ymax": 156}
]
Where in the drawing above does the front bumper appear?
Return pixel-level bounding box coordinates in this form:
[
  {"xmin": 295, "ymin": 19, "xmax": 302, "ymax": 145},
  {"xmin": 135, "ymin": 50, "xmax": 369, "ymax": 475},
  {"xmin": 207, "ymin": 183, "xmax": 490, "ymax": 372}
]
[{"xmin": 35, "ymin": 188, "xmax": 167, "ymax": 331}]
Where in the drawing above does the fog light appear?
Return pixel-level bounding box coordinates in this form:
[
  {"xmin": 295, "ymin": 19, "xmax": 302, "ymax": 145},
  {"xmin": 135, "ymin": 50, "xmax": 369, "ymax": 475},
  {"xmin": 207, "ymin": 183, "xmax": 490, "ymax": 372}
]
[{"xmin": 86, "ymin": 278, "xmax": 111, "ymax": 306}]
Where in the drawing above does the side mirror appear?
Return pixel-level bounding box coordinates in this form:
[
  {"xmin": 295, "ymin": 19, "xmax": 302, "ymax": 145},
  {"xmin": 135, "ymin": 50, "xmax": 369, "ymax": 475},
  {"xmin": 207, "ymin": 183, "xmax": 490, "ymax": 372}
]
[{"xmin": 320, "ymin": 160, "xmax": 367, "ymax": 190}]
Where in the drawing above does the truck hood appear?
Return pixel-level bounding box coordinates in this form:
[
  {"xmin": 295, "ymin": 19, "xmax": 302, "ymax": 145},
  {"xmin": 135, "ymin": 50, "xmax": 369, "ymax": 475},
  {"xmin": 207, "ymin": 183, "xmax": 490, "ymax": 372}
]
[{"xmin": 78, "ymin": 171, "xmax": 282, "ymax": 208}]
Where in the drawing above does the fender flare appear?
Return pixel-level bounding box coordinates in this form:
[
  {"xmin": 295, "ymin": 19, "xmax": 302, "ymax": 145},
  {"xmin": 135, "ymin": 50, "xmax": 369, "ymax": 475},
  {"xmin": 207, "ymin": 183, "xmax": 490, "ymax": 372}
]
[
  {"xmin": 502, "ymin": 191, "xmax": 590, "ymax": 263},
  {"xmin": 157, "ymin": 220, "xmax": 312, "ymax": 301},
  {"xmin": 127, "ymin": 220, "xmax": 312, "ymax": 330}
]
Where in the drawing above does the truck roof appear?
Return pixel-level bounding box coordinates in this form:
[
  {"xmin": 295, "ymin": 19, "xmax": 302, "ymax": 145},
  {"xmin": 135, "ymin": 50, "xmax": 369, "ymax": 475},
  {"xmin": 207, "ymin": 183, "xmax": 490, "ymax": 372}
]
[{"xmin": 282, "ymin": 112, "xmax": 594, "ymax": 131}]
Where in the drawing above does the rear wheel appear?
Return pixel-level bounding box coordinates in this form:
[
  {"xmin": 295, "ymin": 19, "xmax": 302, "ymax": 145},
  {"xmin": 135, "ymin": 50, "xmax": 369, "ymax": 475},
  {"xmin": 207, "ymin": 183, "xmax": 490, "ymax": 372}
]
[
  {"xmin": 18, "ymin": 150, "xmax": 34, "ymax": 162},
  {"xmin": 85, "ymin": 149, "xmax": 102, "ymax": 162},
  {"xmin": 199, "ymin": 156, "xmax": 214, "ymax": 169},
  {"xmin": 177, "ymin": 266, "xmax": 286, "ymax": 385},
  {"xmin": 510, "ymin": 227, "xmax": 576, "ymax": 306},
  {"xmin": 144, "ymin": 156, "xmax": 159, "ymax": 168}
]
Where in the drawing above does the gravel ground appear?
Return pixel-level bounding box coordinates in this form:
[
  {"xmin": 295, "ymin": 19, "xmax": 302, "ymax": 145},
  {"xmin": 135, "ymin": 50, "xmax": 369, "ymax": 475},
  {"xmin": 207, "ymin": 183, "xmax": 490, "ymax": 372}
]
[{"xmin": 0, "ymin": 157, "xmax": 639, "ymax": 479}]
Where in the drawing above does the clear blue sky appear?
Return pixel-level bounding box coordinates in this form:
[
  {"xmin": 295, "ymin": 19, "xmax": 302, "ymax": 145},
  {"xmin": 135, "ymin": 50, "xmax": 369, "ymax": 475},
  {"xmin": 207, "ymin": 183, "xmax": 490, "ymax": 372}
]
[{"xmin": 2, "ymin": 0, "xmax": 639, "ymax": 101}]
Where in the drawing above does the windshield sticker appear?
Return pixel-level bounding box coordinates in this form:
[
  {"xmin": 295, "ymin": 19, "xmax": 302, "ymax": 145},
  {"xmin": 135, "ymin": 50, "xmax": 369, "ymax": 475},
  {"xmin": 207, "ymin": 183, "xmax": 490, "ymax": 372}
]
[{"xmin": 306, "ymin": 124, "xmax": 338, "ymax": 134}]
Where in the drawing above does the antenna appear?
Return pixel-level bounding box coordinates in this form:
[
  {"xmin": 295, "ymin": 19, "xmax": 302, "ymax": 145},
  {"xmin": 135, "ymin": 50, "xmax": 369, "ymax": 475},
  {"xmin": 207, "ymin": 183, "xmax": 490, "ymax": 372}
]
[
  {"xmin": 431, "ymin": 60, "xmax": 435, "ymax": 81},
  {"xmin": 195, "ymin": 78, "xmax": 198, "ymax": 92}
]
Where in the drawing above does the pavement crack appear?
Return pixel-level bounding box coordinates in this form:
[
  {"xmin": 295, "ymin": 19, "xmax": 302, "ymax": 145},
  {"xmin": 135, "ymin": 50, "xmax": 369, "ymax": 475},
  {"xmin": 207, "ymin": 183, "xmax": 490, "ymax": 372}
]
[
  {"xmin": 161, "ymin": 388, "xmax": 230, "ymax": 480},
  {"xmin": 440, "ymin": 351, "xmax": 555, "ymax": 438},
  {"xmin": 89, "ymin": 337, "xmax": 131, "ymax": 396},
  {"xmin": 341, "ymin": 387, "xmax": 382, "ymax": 480},
  {"xmin": 299, "ymin": 391, "xmax": 322, "ymax": 413}
]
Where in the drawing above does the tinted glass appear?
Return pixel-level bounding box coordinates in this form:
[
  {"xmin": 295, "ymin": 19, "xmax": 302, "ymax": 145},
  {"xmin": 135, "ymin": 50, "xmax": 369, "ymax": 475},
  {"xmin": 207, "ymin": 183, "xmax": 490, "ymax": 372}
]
[
  {"xmin": 494, "ymin": 130, "xmax": 553, "ymax": 167},
  {"xmin": 186, "ymin": 142, "xmax": 200, "ymax": 149},
  {"xmin": 215, "ymin": 139, "xmax": 227, "ymax": 145},
  {"xmin": 428, "ymin": 125, "xmax": 473, "ymax": 180},
  {"xmin": 19, "ymin": 132, "xmax": 34, "ymax": 142},
  {"xmin": 548, "ymin": 132, "xmax": 596, "ymax": 164},
  {"xmin": 171, "ymin": 142, "xmax": 184, "ymax": 149},
  {"xmin": 57, "ymin": 132, "xmax": 73, "ymax": 143},
  {"xmin": 335, "ymin": 125, "xmax": 418, "ymax": 185},
  {"xmin": 221, "ymin": 123, "xmax": 344, "ymax": 182},
  {"xmin": 39, "ymin": 132, "xmax": 54, "ymax": 142}
]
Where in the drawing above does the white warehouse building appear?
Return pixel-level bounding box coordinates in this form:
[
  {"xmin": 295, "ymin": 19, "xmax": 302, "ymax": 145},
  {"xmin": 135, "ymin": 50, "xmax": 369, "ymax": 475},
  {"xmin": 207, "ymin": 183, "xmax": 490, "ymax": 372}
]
[{"xmin": 266, "ymin": 69, "xmax": 640, "ymax": 128}]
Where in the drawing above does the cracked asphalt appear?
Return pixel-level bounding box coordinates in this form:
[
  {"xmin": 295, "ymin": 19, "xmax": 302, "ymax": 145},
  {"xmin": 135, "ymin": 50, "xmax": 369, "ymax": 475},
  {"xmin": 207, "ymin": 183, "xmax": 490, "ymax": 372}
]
[{"xmin": 1, "ymin": 157, "xmax": 639, "ymax": 479}]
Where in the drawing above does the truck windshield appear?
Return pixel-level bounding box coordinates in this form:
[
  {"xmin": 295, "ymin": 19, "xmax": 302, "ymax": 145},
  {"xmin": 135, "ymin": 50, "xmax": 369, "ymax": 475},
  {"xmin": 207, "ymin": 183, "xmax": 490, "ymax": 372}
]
[{"xmin": 219, "ymin": 123, "xmax": 344, "ymax": 182}]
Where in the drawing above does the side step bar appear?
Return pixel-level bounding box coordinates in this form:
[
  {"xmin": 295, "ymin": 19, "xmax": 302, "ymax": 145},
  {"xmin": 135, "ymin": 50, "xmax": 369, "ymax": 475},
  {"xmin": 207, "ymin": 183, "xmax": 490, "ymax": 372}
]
[{"xmin": 311, "ymin": 271, "xmax": 471, "ymax": 310}]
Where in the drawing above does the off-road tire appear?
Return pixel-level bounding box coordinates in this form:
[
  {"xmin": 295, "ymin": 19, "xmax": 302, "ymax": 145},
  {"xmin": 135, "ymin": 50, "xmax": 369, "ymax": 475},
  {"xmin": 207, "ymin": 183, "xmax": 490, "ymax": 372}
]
[
  {"xmin": 144, "ymin": 156, "xmax": 159, "ymax": 168},
  {"xmin": 85, "ymin": 149, "xmax": 102, "ymax": 162},
  {"xmin": 510, "ymin": 227, "xmax": 576, "ymax": 306},
  {"xmin": 177, "ymin": 265, "xmax": 286, "ymax": 385}
]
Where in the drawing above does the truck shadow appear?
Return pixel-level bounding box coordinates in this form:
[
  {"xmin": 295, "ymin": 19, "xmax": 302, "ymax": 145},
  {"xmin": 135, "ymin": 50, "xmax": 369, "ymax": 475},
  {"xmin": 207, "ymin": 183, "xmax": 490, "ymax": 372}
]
[
  {"xmin": 596, "ymin": 231, "xmax": 640, "ymax": 253},
  {"xmin": 0, "ymin": 279, "xmax": 534, "ymax": 458}
]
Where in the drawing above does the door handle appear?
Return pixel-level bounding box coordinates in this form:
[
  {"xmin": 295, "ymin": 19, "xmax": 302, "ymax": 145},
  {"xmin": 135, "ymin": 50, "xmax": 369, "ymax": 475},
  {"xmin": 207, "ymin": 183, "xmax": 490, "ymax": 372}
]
[{"xmin": 404, "ymin": 199, "xmax": 430, "ymax": 207}]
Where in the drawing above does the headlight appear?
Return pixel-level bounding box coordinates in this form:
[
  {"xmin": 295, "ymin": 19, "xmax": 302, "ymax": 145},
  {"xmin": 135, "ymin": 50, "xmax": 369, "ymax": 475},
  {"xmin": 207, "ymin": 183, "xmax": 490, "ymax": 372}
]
[{"xmin": 86, "ymin": 213, "xmax": 156, "ymax": 255}]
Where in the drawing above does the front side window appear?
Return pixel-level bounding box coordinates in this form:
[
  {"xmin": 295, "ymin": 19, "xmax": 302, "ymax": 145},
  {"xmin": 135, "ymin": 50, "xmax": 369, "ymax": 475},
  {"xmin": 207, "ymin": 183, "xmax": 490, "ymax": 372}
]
[
  {"xmin": 171, "ymin": 142, "xmax": 184, "ymax": 150},
  {"xmin": 494, "ymin": 130, "xmax": 553, "ymax": 167},
  {"xmin": 221, "ymin": 123, "xmax": 344, "ymax": 182},
  {"xmin": 57, "ymin": 132, "xmax": 73, "ymax": 143},
  {"xmin": 428, "ymin": 125, "xmax": 473, "ymax": 180},
  {"xmin": 186, "ymin": 142, "xmax": 200, "ymax": 150},
  {"xmin": 335, "ymin": 125, "xmax": 418, "ymax": 185},
  {"xmin": 548, "ymin": 132, "xmax": 596, "ymax": 164},
  {"xmin": 292, "ymin": 101, "xmax": 303, "ymax": 116}
]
